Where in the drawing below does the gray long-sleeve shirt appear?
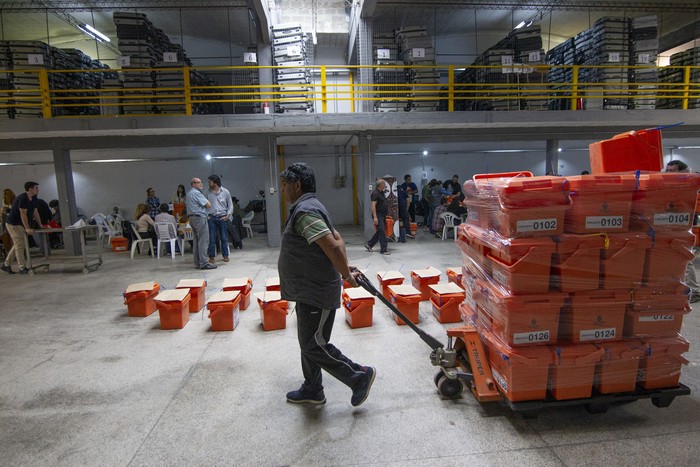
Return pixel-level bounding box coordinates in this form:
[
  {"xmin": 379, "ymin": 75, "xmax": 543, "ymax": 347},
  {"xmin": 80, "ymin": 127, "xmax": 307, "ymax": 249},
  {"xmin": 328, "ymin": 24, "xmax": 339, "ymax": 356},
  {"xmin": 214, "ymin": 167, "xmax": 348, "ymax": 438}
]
[{"xmin": 206, "ymin": 186, "xmax": 233, "ymax": 217}]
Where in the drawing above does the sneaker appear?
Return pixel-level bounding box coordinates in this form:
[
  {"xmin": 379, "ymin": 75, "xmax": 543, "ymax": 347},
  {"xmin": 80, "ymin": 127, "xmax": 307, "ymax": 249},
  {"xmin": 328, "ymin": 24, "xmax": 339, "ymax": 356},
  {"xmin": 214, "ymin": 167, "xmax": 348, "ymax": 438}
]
[
  {"xmin": 406, "ymin": 234, "xmax": 415, "ymax": 239},
  {"xmin": 222, "ymin": 257, "xmax": 230, "ymax": 263},
  {"xmin": 1, "ymin": 264, "xmax": 14, "ymax": 274},
  {"xmin": 364, "ymin": 244, "xmax": 373, "ymax": 252},
  {"xmin": 351, "ymin": 367, "xmax": 376, "ymax": 407},
  {"xmin": 380, "ymin": 251, "xmax": 391, "ymax": 255},
  {"xmin": 18, "ymin": 267, "xmax": 29, "ymax": 275},
  {"xmin": 286, "ymin": 385, "xmax": 326, "ymax": 405},
  {"xmin": 200, "ymin": 263, "xmax": 217, "ymax": 270},
  {"xmin": 208, "ymin": 257, "xmax": 215, "ymax": 264}
]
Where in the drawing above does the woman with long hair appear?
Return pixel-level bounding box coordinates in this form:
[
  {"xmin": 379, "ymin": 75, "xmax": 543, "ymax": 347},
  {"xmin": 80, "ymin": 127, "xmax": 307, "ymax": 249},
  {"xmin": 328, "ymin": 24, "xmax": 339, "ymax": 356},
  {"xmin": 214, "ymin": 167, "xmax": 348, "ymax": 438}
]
[
  {"xmin": 172, "ymin": 184, "xmax": 186, "ymax": 204},
  {"xmin": 134, "ymin": 203, "xmax": 157, "ymax": 243}
]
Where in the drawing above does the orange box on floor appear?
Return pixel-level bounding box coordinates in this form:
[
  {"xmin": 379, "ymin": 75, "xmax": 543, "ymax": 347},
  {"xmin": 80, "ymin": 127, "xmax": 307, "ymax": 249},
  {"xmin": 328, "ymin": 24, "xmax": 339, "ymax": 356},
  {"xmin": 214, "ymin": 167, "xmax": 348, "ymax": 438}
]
[
  {"xmin": 176, "ymin": 279, "xmax": 207, "ymax": 313},
  {"xmin": 342, "ymin": 287, "xmax": 375, "ymax": 328},
  {"xmin": 644, "ymin": 230, "xmax": 695, "ymax": 286},
  {"xmin": 377, "ymin": 271, "xmax": 405, "ymax": 301},
  {"xmin": 410, "ymin": 266, "xmax": 442, "ymax": 301},
  {"xmin": 207, "ymin": 291, "xmax": 241, "ymax": 332},
  {"xmin": 638, "ymin": 336, "xmax": 690, "ymax": 390},
  {"xmin": 446, "ymin": 267, "xmax": 463, "ymax": 288},
  {"xmin": 601, "ymin": 233, "xmax": 651, "ymax": 290},
  {"xmin": 560, "ymin": 289, "xmax": 628, "ymax": 344},
  {"xmin": 477, "ymin": 277, "xmax": 565, "ymax": 347},
  {"xmin": 385, "ymin": 216, "xmax": 395, "ymax": 237},
  {"xmin": 589, "ymin": 128, "xmax": 663, "ymax": 174},
  {"xmin": 630, "ymin": 172, "xmax": 700, "ymax": 231},
  {"xmin": 429, "ymin": 282, "xmax": 466, "ymax": 323},
  {"xmin": 255, "ymin": 291, "xmax": 288, "ymax": 331},
  {"xmin": 111, "ymin": 236, "xmax": 128, "ymax": 252},
  {"xmin": 625, "ymin": 284, "xmax": 690, "ymax": 338},
  {"xmin": 222, "ymin": 277, "xmax": 253, "ymax": 310},
  {"xmin": 491, "ymin": 175, "xmax": 571, "ymax": 238},
  {"xmin": 388, "ymin": 284, "xmax": 422, "ymax": 325},
  {"xmin": 410, "ymin": 222, "xmax": 417, "ymax": 236},
  {"xmin": 265, "ymin": 276, "xmax": 280, "ymax": 292},
  {"xmin": 124, "ymin": 281, "xmax": 160, "ymax": 317},
  {"xmin": 553, "ymin": 234, "xmax": 605, "ymax": 292},
  {"xmin": 564, "ymin": 174, "xmax": 636, "ymax": 234},
  {"xmin": 549, "ymin": 344, "xmax": 604, "ymax": 400},
  {"xmin": 478, "ymin": 326, "xmax": 551, "ymax": 402},
  {"xmin": 154, "ymin": 288, "xmax": 191, "ymax": 330},
  {"xmin": 594, "ymin": 339, "xmax": 646, "ymax": 394}
]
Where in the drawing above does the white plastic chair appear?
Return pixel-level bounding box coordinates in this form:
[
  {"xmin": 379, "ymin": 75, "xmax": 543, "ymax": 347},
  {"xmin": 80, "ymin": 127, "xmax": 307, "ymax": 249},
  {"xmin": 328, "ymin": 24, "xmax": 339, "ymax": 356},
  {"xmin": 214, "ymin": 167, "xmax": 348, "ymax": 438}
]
[
  {"xmin": 242, "ymin": 211, "xmax": 254, "ymax": 238},
  {"xmin": 92, "ymin": 213, "xmax": 120, "ymax": 248},
  {"xmin": 440, "ymin": 212, "xmax": 460, "ymax": 241},
  {"xmin": 155, "ymin": 222, "xmax": 180, "ymax": 259},
  {"xmin": 130, "ymin": 223, "xmax": 154, "ymax": 259},
  {"xmin": 180, "ymin": 225, "xmax": 194, "ymax": 253}
]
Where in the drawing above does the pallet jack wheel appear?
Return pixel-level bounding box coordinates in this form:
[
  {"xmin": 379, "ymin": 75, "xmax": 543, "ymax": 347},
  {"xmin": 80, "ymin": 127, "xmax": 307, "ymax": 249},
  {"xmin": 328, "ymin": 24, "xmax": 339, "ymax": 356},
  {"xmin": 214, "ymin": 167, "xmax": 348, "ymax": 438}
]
[
  {"xmin": 437, "ymin": 375, "xmax": 463, "ymax": 399},
  {"xmin": 434, "ymin": 371, "xmax": 443, "ymax": 388}
]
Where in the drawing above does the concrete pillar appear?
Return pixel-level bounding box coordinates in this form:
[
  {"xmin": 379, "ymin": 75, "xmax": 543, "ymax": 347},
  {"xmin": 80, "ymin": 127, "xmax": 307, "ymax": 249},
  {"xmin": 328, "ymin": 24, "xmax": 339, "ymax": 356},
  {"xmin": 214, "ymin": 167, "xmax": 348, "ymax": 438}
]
[
  {"xmin": 546, "ymin": 139, "xmax": 559, "ymax": 176},
  {"xmin": 359, "ymin": 134, "xmax": 375, "ymax": 239},
  {"xmin": 260, "ymin": 135, "xmax": 282, "ymax": 247},
  {"xmin": 257, "ymin": 43, "xmax": 274, "ymax": 112},
  {"xmin": 52, "ymin": 146, "xmax": 80, "ymax": 255}
]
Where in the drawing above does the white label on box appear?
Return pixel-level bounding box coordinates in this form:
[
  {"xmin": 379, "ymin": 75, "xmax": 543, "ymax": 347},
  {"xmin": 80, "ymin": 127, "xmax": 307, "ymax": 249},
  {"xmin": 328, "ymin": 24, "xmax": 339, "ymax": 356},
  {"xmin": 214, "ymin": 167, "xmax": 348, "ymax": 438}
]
[
  {"xmin": 243, "ymin": 52, "xmax": 257, "ymax": 63},
  {"xmin": 585, "ymin": 216, "xmax": 624, "ymax": 229},
  {"xmin": 412, "ymin": 48, "xmax": 425, "ymax": 58},
  {"xmin": 287, "ymin": 45, "xmax": 301, "ymax": 56},
  {"xmin": 501, "ymin": 55, "xmax": 513, "ymax": 74},
  {"xmin": 376, "ymin": 48, "xmax": 390, "ymax": 59},
  {"xmin": 233, "ymin": 309, "xmax": 240, "ymax": 327},
  {"xmin": 638, "ymin": 53, "xmax": 650, "ymax": 64},
  {"xmin": 492, "ymin": 268, "xmax": 508, "ymax": 287},
  {"xmin": 27, "ymin": 54, "xmax": 44, "ymax": 65},
  {"xmin": 580, "ymin": 327, "xmax": 617, "ymax": 341},
  {"xmin": 513, "ymin": 63, "xmax": 523, "ymax": 74},
  {"xmin": 529, "ymin": 51, "xmax": 541, "ymax": 62},
  {"xmin": 491, "ymin": 368, "xmax": 508, "ymax": 392},
  {"xmin": 653, "ymin": 212, "xmax": 691, "ymax": 226},
  {"xmin": 118, "ymin": 55, "xmax": 131, "ymax": 67},
  {"xmin": 516, "ymin": 218, "xmax": 557, "ymax": 232},
  {"xmin": 608, "ymin": 52, "xmax": 621, "ymax": 63},
  {"xmin": 513, "ymin": 330, "xmax": 551, "ymax": 345},
  {"xmin": 639, "ymin": 314, "xmax": 675, "ymax": 322},
  {"xmin": 163, "ymin": 52, "xmax": 178, "ymax": 62}
]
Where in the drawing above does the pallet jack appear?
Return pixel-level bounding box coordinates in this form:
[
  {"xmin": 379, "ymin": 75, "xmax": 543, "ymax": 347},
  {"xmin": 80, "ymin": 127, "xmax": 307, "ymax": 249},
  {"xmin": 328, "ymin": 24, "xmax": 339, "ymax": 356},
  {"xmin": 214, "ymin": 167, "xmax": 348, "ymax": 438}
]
[{"xmin": 355, "ymin": 272, "xmax": 690, "ymax": 417}]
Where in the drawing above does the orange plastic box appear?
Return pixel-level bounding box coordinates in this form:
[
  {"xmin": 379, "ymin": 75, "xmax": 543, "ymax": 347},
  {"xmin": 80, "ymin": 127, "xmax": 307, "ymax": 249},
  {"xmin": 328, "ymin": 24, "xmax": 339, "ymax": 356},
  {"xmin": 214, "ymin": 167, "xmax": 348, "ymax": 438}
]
[
  {"xmin": 429, "ymin": 282, "xmax": 466, "ymax": 323},
  {"xmin": 479, "ymin": 326, "xmax": 552, "ymax": 402},
  {"xmin": 589, "ymin": 128, "xmax": 663, "ymax": 174},
  {"xmin": 487, "ymin": 236, "xmax": 555, "ymax": 295},
  {"xmin": 410, "ymin": 222, "xmax": 417, "ymax": 236},
  {"xmin": 385, "ymin": 216, "xmax": 395, "ymax": 237},
  {"xmin": 154, "ymin": 289, "xmax": 191, "ymax": 330},
  {"xmin": 342, "ymin": 287, "xmax": 375, "ymax": 328},
  {"xmin": 207, "ymin": 291, "xmax": 241, "ymax": 332},
  {"xmin": 601, "ymin": 233, "xmax": 652, "ymax": 290},
  {"xmin": 172, "ymin": 202, "xmax": 185, "ymax": 218},
  {"xmin": 176, "ymin": 279, "xmax": 207, "ymax": 313},
  {"xmin": 564, "ymin": 174, "xmax": 636, "ymax": 234},
  {"xmin": 459, "ymin": 302, "xmax": 478, "ymax": 323},
  {"xmin": 644, "ymin": 231, "xmax": 695, "ymax": 286},
  {"xmin": 255, "ymin": 291, "xmax": 289, "ymax": 331},
  {"xmin": 560, "ymin": 289, "xmax": 627, "ymax": 344},
  {"xmin": 265, "ymin": 276, "xmax": 280, "ymax": 292},
  {"xmin": 446, "ymin": 267, "xmax": 463, "ymax": 289},
  {"xmin": 222, "ymin": 277, "xmax": 253, "ymax": 310},
  {"xmin": 638, "ymin": 336, "xmax": 690, "ymax": 390},
  {"xmin": 549, "ymin": 344, "xmax": 604, "ymax": 400},
  {"xmin": 694, "ymin": 226, "xmax": 700, "ymax": 246},
  {"xmin": 111, "ymin": 237, "xmax": 128, "ymax": 252},
  {"xmin": 377, "ymin": 271, "xmax": 405, "ymax": 301},
  {"xmin": 553, "ymin": 234, "xmax": 605, "ymax": 292},
  {"xmin": 463, "ymin": 171, "xmax": 535, "ymax": 230},
  {"xmin": 594, "ymin": 340, "xmax": 646, "ymax": 394},
  {"xmin": 630, "ymin": 172, "xmax": 700, "ymax": 231},
  {"xmin": 388, "ymin": 284, "xmax": 422, "ymax": 325},
  {"xmin": 492, "ymin": 175, "xmax": 571, "ymax": 238},
  {"xmin": 456, "ymin": 224, "xmax": 492, "ymax": 278},
  {"xmin": 477, "ymin": 278, "xmax": 565, "ymax": 347},
  {"xmin": 625, "ymin": 284, "xmax": 690, "ymax": 338},
  {"xmin": 124, "ymin": 281, "xmax": 160, "ymax": 317},
  {"xmin": 410, "ymin": 266, "xmax": 442, "ymax": 301}
]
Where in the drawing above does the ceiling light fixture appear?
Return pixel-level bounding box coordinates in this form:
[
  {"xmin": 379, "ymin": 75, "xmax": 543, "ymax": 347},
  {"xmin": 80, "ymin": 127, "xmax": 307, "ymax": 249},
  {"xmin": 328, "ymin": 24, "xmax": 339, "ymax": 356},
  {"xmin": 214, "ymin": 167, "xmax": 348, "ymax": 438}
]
[
  {"xmin": 422, "ymin": 150, "xmax": 428, "ymax": 156},
  {"xmin": 205, "ymin": 154, "xmax": 212, "ymax": 160},
  {"xmin": 77, "ymin": 23, "xmax": 110, "ymax": 43}
]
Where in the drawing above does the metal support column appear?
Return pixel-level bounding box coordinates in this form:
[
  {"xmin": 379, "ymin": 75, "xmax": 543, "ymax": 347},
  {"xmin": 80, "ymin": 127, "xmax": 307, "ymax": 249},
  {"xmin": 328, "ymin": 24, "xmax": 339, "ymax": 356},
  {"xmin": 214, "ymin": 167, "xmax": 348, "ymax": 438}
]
[
  {"xmin": 359, "ymin": 134, "xmax": 375, "ymax": 239},
  {"xmin": 52, "ymin": 146, "xmax": 80, "ymax": 255},
  {"xmin": 546, "ymin": 139, "xmax": 559, "ymax": 176},
  {"xmin": 260, "ymin": 136, "xmax": 282, "ymax": 247}
]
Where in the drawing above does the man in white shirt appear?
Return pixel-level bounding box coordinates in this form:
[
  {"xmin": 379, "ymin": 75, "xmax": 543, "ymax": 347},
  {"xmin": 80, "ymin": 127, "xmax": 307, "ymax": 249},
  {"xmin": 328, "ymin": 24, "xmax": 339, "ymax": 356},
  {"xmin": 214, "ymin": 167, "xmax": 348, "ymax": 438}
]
[{"xmin": 206, "ymin": 174, "xmax": 233, "ymax": 264}]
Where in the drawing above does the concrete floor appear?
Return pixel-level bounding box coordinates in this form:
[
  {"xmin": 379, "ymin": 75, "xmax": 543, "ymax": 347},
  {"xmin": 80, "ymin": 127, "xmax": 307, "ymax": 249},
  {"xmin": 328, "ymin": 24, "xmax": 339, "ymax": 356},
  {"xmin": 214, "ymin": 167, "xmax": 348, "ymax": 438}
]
[{"xmin": 1, "ymin": 226, "xmax": 700, "ymax": 466}]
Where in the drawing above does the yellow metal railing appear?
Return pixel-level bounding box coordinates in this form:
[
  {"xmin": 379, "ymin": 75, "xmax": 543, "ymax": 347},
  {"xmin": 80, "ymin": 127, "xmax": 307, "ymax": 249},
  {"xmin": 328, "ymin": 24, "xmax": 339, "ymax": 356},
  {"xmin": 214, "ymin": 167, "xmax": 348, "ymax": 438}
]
[{"xmin": 0, "ymin": 64, "xmax": 698, "ymax": 118}]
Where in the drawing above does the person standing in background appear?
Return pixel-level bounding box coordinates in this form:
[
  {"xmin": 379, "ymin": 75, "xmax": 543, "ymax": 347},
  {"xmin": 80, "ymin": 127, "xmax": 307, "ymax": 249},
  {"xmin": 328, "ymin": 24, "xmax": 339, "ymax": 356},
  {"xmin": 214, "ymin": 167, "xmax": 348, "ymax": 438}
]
[
  {"xmin": 205, "ymin": 174, "xmax": 233, "ymax": 264},
  {"xmin": 365, "ymin": 178, "xmax": 390, "ymax": 255},
  {"xmin": 186, "ymin": 178, "xmax": 216, "ymax": 270},
  {"xmin": 400, "ymin": 174, "xmax": 419, "ymax": 223},
  {"xmin": 2, "ymin": 182, "xmax": 42, "ymax": 274},
  {"xmin": 172, "ymin": 184, "xmax": 186, "ymax": 204},
  {"xmin": 145, "ymin": 187, "xmax": 160, "ymax": 219},
  {"xmin": 1, "ymin": 188, "xmax": 16, "ymax": 255}
]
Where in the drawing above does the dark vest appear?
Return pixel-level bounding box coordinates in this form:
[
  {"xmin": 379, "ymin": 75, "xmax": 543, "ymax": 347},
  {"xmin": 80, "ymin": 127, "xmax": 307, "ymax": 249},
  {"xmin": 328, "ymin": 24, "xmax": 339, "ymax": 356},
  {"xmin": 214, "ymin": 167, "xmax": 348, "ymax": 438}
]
[{"xmin": 278, "ymin": 192, "xmax": 341, "ymax": 309}]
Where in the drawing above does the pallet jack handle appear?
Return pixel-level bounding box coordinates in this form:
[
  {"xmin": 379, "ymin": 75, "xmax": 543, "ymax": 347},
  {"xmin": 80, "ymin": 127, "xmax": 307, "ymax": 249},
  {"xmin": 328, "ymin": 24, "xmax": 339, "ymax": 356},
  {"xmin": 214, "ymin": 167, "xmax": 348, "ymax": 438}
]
[{"xmin": 354, "ymin": 271, "xmax": 445, "ymax": 352}]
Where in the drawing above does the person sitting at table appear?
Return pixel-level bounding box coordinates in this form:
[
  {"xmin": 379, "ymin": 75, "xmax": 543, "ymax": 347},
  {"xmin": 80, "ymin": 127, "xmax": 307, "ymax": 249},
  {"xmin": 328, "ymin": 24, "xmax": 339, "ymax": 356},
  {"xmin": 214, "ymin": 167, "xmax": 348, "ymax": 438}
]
[
  {"xmin": 134, "ymin": 203, "xmax": 157, "ymax": 247},
  {"xmin": 155, "ymin": 203, "xmax": 178, "ymax": 254}
]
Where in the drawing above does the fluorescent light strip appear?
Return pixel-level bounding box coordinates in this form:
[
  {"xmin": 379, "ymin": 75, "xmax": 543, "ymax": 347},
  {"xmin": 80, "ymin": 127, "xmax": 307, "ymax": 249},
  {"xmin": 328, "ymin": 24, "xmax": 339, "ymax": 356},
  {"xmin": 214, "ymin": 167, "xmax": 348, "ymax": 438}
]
[{"xmin": 78, "ymin": 23, "xmax": 110, "ymax": 43}]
